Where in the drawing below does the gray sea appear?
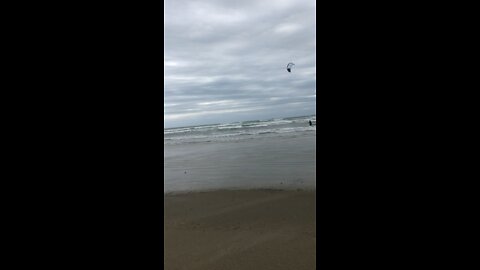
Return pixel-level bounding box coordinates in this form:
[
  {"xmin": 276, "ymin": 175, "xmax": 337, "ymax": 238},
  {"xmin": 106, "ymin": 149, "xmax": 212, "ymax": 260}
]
[{"xmin": 164, "ymin": 115, "xmax": 316, "ymax": 193}]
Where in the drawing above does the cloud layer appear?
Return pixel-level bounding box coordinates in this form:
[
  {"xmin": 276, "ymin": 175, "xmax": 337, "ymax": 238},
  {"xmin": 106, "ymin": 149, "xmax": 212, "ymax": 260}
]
[{"xmin": 165, "ymin": 0, "xmax": 316, "ymax": 128}]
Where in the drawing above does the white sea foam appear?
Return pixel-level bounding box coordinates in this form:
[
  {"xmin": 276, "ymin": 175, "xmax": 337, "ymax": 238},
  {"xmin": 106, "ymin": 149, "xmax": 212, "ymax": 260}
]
[{"xmin": 164, "ymin": 115, "xmax": 315, "ymax": 144}]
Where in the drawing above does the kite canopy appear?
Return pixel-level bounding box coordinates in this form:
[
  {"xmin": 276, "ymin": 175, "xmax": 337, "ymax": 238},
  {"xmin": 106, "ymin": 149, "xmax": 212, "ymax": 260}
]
[{"xmin": 286, "ymin": 62, "xmax": 295, "ymax": 72}]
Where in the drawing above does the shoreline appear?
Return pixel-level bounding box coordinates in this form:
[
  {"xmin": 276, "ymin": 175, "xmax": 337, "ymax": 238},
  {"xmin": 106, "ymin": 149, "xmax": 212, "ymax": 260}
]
[
  {"xmin": 164, "ymin": 186, "xmax": 316, "ymax": 196},
  {"xmin": 164, "ymin": 134, "xmax": 316, "ymax": 193}
]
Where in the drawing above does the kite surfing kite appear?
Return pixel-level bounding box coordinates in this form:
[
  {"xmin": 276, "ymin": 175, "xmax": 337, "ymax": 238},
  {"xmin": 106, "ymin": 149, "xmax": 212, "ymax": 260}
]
[{"xmin": 286, "ymin": 62, "xmax": 295, "ymax": 72}]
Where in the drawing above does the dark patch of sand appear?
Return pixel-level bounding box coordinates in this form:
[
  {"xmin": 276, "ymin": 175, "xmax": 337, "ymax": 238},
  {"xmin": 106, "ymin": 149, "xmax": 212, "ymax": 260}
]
[{"xmin": 164, "ymin": 189, "xmax": 316, "ymax": 270}]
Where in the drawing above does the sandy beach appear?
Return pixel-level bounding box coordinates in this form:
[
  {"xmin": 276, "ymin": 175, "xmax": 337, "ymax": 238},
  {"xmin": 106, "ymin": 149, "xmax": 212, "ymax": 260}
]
[{"xmin": 164, "ymin": 189, "xmax": 316, "ymax": 270}]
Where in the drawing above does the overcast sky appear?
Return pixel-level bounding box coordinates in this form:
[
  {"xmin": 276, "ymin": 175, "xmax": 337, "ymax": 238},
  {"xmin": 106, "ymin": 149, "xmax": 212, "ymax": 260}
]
[{"xmin": 164, "ymin": 0, "xmax": 316, "ymax": 128}]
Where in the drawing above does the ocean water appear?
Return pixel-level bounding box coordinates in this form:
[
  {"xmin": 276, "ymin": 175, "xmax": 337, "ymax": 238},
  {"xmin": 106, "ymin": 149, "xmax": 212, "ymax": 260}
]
[
  {"xmin": 164, "ymin": 115, "xmax": 316, "ymax": 145},
  {"xmin": 164, "ymin": 115, "xmax": 316, "ymax": 193}
]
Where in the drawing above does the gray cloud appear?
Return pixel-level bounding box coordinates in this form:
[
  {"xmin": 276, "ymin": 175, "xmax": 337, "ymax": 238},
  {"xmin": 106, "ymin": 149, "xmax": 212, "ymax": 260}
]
[{"xmin": 165, "ymin": 0, "xmax": 316, "ymax": 128}]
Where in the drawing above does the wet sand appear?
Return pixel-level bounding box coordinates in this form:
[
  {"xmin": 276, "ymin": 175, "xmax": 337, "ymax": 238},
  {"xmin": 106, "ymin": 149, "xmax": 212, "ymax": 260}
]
[
  {"xmin": 164, "ymin": 189, "xmax": 316, "ymax": 270},
  {"xmin": 164, "ymin": 135, "xmax": 316, "ymax": 193}
]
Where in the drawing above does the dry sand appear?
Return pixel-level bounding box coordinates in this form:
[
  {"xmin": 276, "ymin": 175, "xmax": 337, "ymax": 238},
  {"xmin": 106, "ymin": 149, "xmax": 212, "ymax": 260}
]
[{"xmin": 164, "ymin": 189, "xmax": 316, "ymax": 270}]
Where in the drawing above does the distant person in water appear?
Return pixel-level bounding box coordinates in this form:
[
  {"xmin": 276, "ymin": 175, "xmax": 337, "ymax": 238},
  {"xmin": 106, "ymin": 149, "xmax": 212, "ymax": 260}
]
[{"xmin": 309, "ymin": 120, "xmax": 312, "ymax": 126}]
